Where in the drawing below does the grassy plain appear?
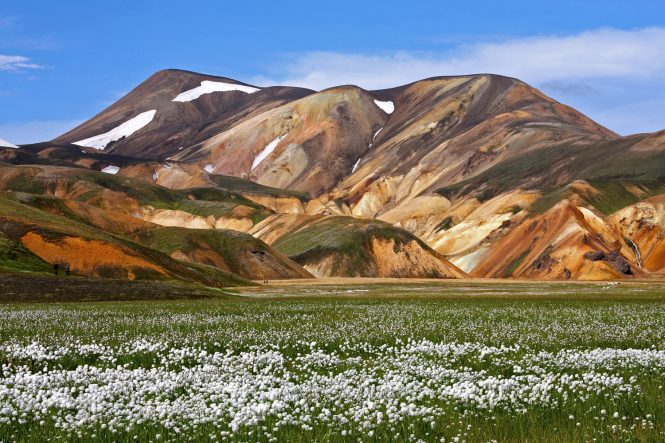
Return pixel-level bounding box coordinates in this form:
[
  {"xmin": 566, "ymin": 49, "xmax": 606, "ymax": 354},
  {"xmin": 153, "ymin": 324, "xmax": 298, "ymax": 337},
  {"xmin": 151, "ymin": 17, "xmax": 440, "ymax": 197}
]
[{"xmin": 1, "ymin": 281, "xmax": 664, "ymax": 442}]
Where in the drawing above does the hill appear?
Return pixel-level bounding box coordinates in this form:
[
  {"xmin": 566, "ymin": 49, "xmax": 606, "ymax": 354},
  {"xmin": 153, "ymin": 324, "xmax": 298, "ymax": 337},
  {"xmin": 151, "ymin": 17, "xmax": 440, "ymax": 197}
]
[{"xmin": 3, "ymin": 69, "xmax": 665, "ymax": 281}]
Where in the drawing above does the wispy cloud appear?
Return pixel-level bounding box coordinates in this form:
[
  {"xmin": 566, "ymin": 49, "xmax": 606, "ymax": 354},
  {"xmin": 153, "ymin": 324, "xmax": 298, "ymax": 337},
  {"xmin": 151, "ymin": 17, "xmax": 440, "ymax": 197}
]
[
  {"xmin": 253, "ymin": 27, "xmax": 665, "ymax": 134},
  {"xmin": 0, "ymin": 54, "xmax": 43, "ymax": 71},
  {"xmin": 259, "ymin": 27, "xmax": 665, "ymax": 90}
]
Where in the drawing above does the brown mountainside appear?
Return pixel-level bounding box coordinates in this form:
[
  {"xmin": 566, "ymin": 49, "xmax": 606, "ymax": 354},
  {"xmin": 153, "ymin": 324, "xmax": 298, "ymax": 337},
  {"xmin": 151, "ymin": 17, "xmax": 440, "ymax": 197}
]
[{"xmin": 3, "ymin": 69, "xmax": 665, "ymax": 282}]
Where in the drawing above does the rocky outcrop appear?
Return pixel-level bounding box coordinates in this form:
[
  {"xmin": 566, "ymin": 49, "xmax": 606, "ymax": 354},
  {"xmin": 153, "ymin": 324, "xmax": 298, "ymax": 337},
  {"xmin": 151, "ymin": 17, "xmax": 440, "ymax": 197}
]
[{"xmin": 583, "ymin": 250, "xmax": 632, "ymax": 275}]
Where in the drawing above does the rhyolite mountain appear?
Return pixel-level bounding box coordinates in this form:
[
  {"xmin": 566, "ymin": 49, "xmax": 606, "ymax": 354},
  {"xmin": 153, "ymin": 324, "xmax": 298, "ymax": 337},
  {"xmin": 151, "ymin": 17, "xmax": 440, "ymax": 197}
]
[{"xmin": 3, "ymin": 68, "xmax": 665, "ymax": 282}]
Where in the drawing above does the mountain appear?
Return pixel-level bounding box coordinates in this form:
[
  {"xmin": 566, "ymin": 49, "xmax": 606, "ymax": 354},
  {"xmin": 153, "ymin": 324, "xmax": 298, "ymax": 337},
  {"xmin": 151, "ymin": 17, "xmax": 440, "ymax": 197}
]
[
  {"xmin": 259, "ymin": 215, "xmax": 466, "ymax": 278},
  {"xmin": 0, "ymin": 164, "xmax": 310, "ymax": 282},
  {"xmin": 3, "ymin": 69, "xmax": 665, "ymax": 283},
  {"xmin": 0, "ymin": 191, "xmax": 248, "ymax": 287},
  {"xmin": 54, "ymin": 69, "xmax": 313, "ymax": 159}
]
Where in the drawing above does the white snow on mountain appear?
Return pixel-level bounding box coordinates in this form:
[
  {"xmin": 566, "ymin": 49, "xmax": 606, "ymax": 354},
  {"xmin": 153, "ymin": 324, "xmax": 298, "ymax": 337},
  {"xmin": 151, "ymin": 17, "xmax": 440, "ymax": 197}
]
[
  {"xmin": 252, "ymin": 133, "xmax": 287, "ymax": 171},
  {"xmin": 0, "ymin": 138, "xmax": 18, "ymax": 149},
  {"xmin": 173, "ymin": 81, "xmax": 260, "ymax": 102},
  {"xmin": 101, "ymin": 165, "xmax": 120, "ymax": 175},
  {"xmin": 369, "ymin": 127, "xmax": 383, "ymax": 148},
  {"xmin": 355, "ymin": 127, "xmax": 385, "ymax": 173},
  {"xmin": 73, "ymin": 110, "xmax": 157, "ymax": 150},
  {"xmin": 351, "ymin": 158, "xmax": 362, "ymax": 173},
  {"xmin": 373, "ymin": 100, "xmax": 394, "ymax": 114},
  {"xmin": 204, "ymin": 164, "xmax": 215, "ymax": 174}
]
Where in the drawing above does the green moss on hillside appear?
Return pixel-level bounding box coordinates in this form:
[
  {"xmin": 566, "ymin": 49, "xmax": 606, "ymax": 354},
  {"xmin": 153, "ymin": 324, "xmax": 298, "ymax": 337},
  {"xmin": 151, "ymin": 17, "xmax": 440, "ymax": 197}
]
[
  {"xmin": 585, "ymin": 179, "xmax": 665, "ymax": 215},
  {"xmin": 0, "ymin": 232, "xmax": 50, "ymax": 273},
  {"xmin": 437, "ymin": 136, "xmax": 665, "ymax": 205},
  {"xmin": 0, "ymin": 194, "xmax": 249, "ymax": 287},
  {"xmin": 272, "ymin": 216, "xmax": 427, "ymax": 275},
  {"xmin": 210, "ymin": 175, "xmax": 310, "ymax": 201},
  {"xmin": 138, "ymin": 227, "xmax": 267, "ymax": 274}
]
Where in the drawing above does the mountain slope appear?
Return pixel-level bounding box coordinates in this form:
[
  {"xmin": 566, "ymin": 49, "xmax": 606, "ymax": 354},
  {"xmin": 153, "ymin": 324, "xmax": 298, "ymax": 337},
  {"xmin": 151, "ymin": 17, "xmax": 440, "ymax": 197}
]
[
  {"xmin": 54, "ymin": 69, "xmax": 314, "ymax": 159},
  {"xmin": 0, "ymin": 164, "xmax": 312, "ymax": 281},
  {"xmin": 0, "ymin": 193, "xmax": 248, "ymax": 286},
  {"xmin": 267, "ymin": 216, "xmax": 467, "ymax": 278},
  {"xmin": 9, "ymin": 69, "xmax": 665, "ymax": 281},
  {"xmin": 173, "ymin": 85, "xmax": 389, "ymax": 196},
  {"xmin": 137, "ymin": 227, "xmax": 312, "ymax": 280}
]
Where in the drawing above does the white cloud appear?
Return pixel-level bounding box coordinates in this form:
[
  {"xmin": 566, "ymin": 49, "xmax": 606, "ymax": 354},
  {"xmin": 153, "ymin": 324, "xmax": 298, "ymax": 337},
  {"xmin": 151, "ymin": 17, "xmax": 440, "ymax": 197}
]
[
  {"xmin": 260, "ymin": 27, "xmax": 665, "ymax": 91},
  {"xmin": 254, "ymin": 27, "xmax": 665, "ymax": 135},
  {"xmin": 0, "ymin": 54, "xmax": 43, "ymax": 71},
  {"xmin": 0, "ymin": 119, "xmax": 83, "ymax": 144}
]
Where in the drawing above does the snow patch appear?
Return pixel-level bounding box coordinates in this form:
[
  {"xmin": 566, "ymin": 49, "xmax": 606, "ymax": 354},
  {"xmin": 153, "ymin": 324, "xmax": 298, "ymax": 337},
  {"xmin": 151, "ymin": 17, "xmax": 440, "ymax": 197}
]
[
  {"xmin": 627, "ymin": 238, "xmax": 643, "ymax": 268},
  {"xmin": 373, "ymin": 100, "xmax": 394, "ymax": 114},
  {"xmin": 252, "ymin": 134, "xmax": 287, "ymax": 171},
  {"xmin": 351, "ymin": 158, "xmax": 362, "ymax": 173},
  {"xmin": 173, "ymin": 81, "xmax": 260, "ymax": 102},
  {"xmin": 204, "ymin": 164, "xmax": 215, "ymax": 174},
  {"xmin": 369, "ymin": 127, "xmax": 383, "ymax": 147},
  {"xmin": 0, "ymin": 137, "xmax": 18, "ymax": 149},
  {"xmin": 101, "ymin": 165, "xmax": 120, "ymax": 175},
  {"xmin": 73, "ymin": 110, "xmax": 157, "ymax": 150},
  {"xmin": 152, "ymin": 171, "xmax": 159, "ymax": 182}
]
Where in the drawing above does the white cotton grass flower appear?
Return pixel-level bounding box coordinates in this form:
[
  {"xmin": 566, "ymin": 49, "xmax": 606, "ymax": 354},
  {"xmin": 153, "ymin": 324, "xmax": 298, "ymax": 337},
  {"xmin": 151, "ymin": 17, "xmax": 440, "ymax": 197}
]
[
  {"xmin": 0, "ymin": 337, "xmax": 659, "ymax": 440},
  {"xmin": 0, "ymin": 294, "xmax": 663, "ymax": 441}
]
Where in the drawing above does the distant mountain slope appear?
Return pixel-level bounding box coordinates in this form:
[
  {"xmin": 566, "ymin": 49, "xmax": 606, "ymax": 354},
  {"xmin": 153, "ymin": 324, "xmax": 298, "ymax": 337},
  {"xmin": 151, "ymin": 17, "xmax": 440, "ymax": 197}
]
[
  {"xmin": 52, "ymin": 72, "xmax": 617, "ymax": 203},
  {"xmin": 332, "ymin": 75, "xmax": 617, "ymax": 216},
  {"xmin": 0, "ymin": 164, "xmax": 311, "ymax": 281},
  {"xmin": 54, "ymin": 69, "xmax": 314, "ymax": 159},
  {"xmin": 4, "ymin": 69, "xmax": 664, "ymax": 281},
  {"xmin": 265, "ymin": 215, "xmax": 467, "ymax": 278}
]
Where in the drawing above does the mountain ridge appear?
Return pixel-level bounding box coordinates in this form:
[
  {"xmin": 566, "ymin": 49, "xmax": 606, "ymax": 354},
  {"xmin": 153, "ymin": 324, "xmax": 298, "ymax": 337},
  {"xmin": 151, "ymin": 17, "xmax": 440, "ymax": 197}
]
[{"xmin": 2, "ymin": 68, "xmax": 664, "ymax": 282}]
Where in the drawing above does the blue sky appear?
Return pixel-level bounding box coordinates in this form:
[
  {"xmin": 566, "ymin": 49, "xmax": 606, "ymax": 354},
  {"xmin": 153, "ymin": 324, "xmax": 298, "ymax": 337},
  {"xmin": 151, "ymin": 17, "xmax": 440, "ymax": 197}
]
[{"xmin": 1, "ymin": 0, "xmax": 665, "ymax": 143}]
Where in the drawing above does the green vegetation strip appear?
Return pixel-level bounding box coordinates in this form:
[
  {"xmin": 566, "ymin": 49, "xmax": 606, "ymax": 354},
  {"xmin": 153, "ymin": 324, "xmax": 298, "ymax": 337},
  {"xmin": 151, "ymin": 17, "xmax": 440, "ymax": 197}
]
[{"xmin": 1, "ymin": 282, "xmax": 664, "ymax": 442}]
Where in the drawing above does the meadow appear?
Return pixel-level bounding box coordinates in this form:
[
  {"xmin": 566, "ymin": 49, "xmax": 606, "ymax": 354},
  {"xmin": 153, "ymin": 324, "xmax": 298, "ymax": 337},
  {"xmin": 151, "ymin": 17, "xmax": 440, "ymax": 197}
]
[{"xmin": 1, "ymin": 281, "xmax": 665, "ymax": 442}]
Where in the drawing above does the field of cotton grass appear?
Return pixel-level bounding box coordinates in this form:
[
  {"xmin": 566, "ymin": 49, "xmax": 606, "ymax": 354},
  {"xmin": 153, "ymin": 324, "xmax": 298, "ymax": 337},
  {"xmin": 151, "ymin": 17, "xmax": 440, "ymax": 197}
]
[{"xmin": 1, "ymin": 281, "xmax": 665, "ymax": 442}]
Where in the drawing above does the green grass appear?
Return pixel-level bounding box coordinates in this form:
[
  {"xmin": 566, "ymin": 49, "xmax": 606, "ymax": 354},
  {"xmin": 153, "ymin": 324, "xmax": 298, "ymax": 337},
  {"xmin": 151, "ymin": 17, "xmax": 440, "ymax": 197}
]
[
  {"xmin": 585, "ymin": 179, "xmax": 665, "ymax": 215},
  {"xmin": 0, "ymin": 232, "xmax": 50, "ymax": 273},
  {"xmin": 272, "ymin": 216, "xmax": 428, "ymax": 275},
  {"xmin": 0, "ymin": 282, "xmax": 664, "ymax": 442},
  {"xmin": 210, "ymin": 174, "xmax": 311, "ymax": 201},
  {"xmin": 137, "ymin": 226, "xmax": 272, "ymax": 275},
  {"xmin": 0, "ymin": 194, "xmax": 249, "ymax": 288}
]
